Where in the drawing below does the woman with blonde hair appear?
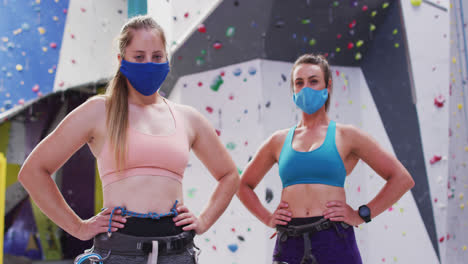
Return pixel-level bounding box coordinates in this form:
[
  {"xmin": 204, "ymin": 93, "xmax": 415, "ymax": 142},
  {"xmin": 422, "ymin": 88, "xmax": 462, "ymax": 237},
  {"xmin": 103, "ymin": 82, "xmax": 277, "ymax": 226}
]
[
  {"xmin": 237, "ymin": 54, "xmax": 414, "ymax": 264},
  {"xmin": 18, "ymin": 15, "xmax": 239, "ymax": 263}
]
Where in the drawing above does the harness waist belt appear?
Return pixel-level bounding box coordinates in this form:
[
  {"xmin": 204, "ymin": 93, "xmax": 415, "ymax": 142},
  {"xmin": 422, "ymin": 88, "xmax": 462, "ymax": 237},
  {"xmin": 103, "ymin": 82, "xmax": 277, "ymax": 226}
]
[
  {"xmin": 94, "ymin": 230, "xmax": 195, "ymax": 256},
  {"xmin": 277, "ymin": 218, "xmax": 349, "ymax": 240}
]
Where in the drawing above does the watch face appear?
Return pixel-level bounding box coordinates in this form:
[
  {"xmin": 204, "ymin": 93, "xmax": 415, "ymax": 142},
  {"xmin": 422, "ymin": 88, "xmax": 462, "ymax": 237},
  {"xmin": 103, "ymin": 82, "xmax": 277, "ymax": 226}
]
[{"xmin": 359, "ymin": 206, "xmax": 370, "ymax": 217}]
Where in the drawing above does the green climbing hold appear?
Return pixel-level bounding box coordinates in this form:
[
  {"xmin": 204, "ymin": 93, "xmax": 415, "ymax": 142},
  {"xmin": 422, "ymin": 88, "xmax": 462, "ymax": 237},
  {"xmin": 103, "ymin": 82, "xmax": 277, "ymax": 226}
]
[{"xmin": 210, "ymin": 75, "xmax": 224, "ymax": 91}]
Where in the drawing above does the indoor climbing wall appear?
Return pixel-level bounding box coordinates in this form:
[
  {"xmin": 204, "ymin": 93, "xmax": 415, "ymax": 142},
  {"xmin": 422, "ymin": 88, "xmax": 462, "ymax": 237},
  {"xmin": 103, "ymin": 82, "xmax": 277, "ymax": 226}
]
[
  {"xmin": 148, "ymin": 0, "xmax": 221, "ymax": 54},
  {"xmin": 0, "ymin": 0, "xmax": 465, "ymax": 263},
  {"xmin": 447, "ymin": 0, "xmax": 468, "ymax": 262},
  {"xmin": 168, "ymin": 0, "xmax": 454, "ymax": 263},
  {"xmin": 170, "ymin": 58, "xmax": 444, "ymax": 264},
  {"xmin": 400, "ymin": 0, "xmax": 451, "ymax": 262},
  {"xmin": 0, "ymin": 0, "xmax": 70, "ymax": 115},
  {"xmin": 0, "ymin": 0, "xmax": 126, "ymax": 260},
  {"xmin": 53, "ymin": 0, "xmax": 126, "ymax": 92},
  {"xmin": 0, "ymin": 0, "xmax": 126, "ymax": 117}
]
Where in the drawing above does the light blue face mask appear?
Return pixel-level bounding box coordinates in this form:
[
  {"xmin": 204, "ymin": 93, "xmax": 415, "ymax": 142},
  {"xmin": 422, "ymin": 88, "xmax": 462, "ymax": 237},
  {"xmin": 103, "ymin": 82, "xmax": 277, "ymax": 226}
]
[
  {"xmin": 119, "ymin": 59, "xmax": 170, "ymax": 96},
  {"xmin": 293, "ymin": 87, "xmax": 329, "ymax": 114}
]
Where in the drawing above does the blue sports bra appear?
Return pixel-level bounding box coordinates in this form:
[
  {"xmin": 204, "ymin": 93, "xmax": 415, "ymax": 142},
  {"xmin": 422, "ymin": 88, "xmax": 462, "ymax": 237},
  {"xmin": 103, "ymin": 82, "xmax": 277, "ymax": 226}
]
[{"xmin": 278, "ymin": 121, "xmax": 347, "ymax": 188}]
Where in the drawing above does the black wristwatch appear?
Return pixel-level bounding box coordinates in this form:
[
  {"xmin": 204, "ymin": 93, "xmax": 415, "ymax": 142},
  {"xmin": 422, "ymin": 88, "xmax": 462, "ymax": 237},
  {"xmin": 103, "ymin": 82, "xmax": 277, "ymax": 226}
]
[{"xmin": 358, "ymin": 205, "xmax": 372, "ymax": 223}]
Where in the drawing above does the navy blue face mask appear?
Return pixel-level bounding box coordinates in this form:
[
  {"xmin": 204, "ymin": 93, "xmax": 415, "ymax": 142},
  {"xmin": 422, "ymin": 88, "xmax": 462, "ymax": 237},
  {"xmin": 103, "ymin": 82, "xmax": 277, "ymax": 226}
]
[{"xmin": 119, "ymin": 59, "xmax": 170, "ymax": 96}]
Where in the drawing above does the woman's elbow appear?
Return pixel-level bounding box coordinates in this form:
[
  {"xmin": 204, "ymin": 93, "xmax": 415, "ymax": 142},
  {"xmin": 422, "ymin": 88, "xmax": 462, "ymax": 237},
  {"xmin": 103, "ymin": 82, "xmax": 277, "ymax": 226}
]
[
  {"xmin": 406, "ymin": 174, "xmax": 415, "ymax": 190},
  {"xmin": 17, "ymin": 166, "xmax": 30, "ymax": 186},
  {"xmin": 230, "ymin": 170, "xmax": 241, "ymax": 192},
  {"xmin": 17, "ymin": 163, "xmax": 48, "ymax": 187}
]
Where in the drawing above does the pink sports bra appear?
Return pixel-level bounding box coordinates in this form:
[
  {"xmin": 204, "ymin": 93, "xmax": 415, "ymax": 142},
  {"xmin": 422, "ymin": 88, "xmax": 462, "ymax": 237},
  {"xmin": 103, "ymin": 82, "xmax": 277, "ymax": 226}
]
[{"xmin": 96, "ymin": 99, "xmax": 190, "ymax": 188}]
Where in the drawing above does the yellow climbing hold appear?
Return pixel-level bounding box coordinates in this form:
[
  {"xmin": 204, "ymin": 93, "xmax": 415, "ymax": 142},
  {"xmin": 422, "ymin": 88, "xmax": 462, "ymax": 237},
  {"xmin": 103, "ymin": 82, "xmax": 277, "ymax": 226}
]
[
  {"xmin": 42, "ymin": 47, "xmax": 47, "ymax": 52},
  {"xmin": 463, "ymin": 245, "xmax": 467, "ymax": 251},
  {"xmin": 461, "ymin": 203, "xmax": 465, "ymax": 209},
  {"xmin": 48, "ymin": 69, "xmax": 54, "ymax": 74},
  {"xmin": 38, "ymin": 27, "xmax": 45, "ymax": 34},
  {"xmin": 1, "ymin": 37, "xmax": 7, "ymax": 42},
  {"xmin": 460, "ymin": 193, "xmax": 464, "ymax": 200},
  {"xmin": 464, "ymin": 146, "xmax": 468, "ymax": 152},
  {"xmin": 13, "ymin": 28, "xmax": 22, "ymax": 35},
  {"xmin": 458, "ymin": 104, "xmax": 463, "ymax": 110},
  {"xmin": 16, "ymin": 64, "xmax": 23, "ymax": 71},
  {"xmin": 411, "ymin": 0, "xmax": 422, "ymax": 6},
  {"xmin": 453, "ymin": 57, "xmax": 457, "ymax": 64},
  {"xmin": 355, "ymin": 52, "xmax": 362, "ymax": 60},
  {"xmin": 53, "ymin": 16, "xmax": 59, "ymax": 21},
  {"xmin": 336, "ymin": 47, "xmax": 341, "ymax": 52},
  {"xmin": 356, "ymin": 40, "xmax": 364, "ymax": 48}
]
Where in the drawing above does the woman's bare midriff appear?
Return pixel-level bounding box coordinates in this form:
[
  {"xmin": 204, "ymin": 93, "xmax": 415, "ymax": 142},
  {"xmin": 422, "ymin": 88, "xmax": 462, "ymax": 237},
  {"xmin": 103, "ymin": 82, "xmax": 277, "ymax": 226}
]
[
  {"xmin": 102, "ymin": 175, "xmax": 183, "ymax": 213},
  {"xmin": 281, "ymin": 184, "xmax": 346, "ymax": 218}
]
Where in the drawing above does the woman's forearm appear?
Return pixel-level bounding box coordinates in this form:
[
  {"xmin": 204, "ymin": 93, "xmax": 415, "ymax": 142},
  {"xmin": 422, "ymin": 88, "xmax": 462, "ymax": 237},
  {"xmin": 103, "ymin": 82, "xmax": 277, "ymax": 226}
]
[
  {"xmin": 367, "ymin": 172, "xmax": 415, "ymax": 219},
  {"xmin": 237, "ymin": 183, "xmax": 272, "ymax": 226},
  {"xmin": 18, "ymin": 168, "xmax": 83, "ymax": 238},
  {"xmin": 197, "ymin": 170, "xmax": 239, "ymax": 233}
]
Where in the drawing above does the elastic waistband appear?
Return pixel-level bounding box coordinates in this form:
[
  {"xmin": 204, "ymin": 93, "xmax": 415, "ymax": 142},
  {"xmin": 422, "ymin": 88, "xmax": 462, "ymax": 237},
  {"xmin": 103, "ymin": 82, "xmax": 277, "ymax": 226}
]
[
  {"xmin": 288, "ymin": 216, "xmax": 323, "ymax": 226},
  {"xmin": 118, "ymin": 216, "xmax": 184, "ymax": 237}
]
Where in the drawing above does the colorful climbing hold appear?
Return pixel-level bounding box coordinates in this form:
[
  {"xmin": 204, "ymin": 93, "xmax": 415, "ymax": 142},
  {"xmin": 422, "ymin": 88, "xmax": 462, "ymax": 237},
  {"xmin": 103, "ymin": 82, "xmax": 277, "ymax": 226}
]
[
  {"xmin": 226, "ymin": 142, "xmax": 236, "ymax": 150},
  {"xmin": 265, "ymin": 188, "xmax": 273, "ymax": 203},
  {"xmin": 228, "ymin": 244, "xmax": 238, "ymax": 253},
  {"xmin": 198, "ymin": 24, "xmax": 206, "ymax": 33},
  {"xmin": 213, "ymin": 41, "xmax": 222, "ymax": 50},
  {"xmin": 430, "ymin": 155, "xmax": 442, "ymax": 165},
  {"xmin": 434, "ymin": 95, "xmax": 445, "ymax": 108},
  {"xmin": 411, "ymin": 0, "xmax": 422, "ymax": 7},
  {"xmin": 226, "ymin": 26, "xmax": 235, "ymax": 37},
  {"xmin": 210, "ymin": 75, "xmax": 224, "ymax": 91},
  {"xmin": 233, "ymin": 68, "xmax": 242, "ymax": 77},
  {"xmin": 355, "ymin": 53, "xmax": 362, "ymax": 60},
  {"xmin": 248, "ymin": 67, "xmax": 257, "ymax": 75}
]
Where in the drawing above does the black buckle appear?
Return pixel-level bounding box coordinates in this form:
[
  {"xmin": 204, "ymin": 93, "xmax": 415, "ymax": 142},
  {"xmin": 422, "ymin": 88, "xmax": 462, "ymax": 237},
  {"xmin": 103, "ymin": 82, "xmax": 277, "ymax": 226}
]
[
  {"xmin": 169, "ymin": 238, "xmax": 184, "ymax": 251},
  {"xmin": 318, "ymin": 220, "xmax": 330, "ymax": 231},
  {"xmin": 140, "ymin": 242, "xmax": 152, "ymax": 254}
]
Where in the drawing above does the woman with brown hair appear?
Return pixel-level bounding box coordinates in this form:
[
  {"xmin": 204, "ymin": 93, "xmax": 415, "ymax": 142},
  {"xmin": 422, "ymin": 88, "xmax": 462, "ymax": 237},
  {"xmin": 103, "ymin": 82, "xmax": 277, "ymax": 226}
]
[
  {"xmin": 18, "ymin": 15, "xmax": 239, "ymax": 263},
  {"xmin": 237, "ymin": 54, "xmax": 415, "ymax": 264}
]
